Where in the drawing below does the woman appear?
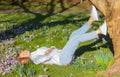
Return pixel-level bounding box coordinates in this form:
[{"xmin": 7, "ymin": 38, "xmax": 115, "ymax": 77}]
[{"xmin": 17, "ymin": 6, "xmax": 107, "ymax": 65}]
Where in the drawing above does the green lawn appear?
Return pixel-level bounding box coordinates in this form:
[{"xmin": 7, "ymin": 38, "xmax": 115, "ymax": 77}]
[{"xmin": 0, "ymin": 12, "xmax": 119, "ymax": 77}]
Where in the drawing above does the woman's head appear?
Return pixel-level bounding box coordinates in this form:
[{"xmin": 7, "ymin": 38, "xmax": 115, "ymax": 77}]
[{"xmin": 16, "ymin": 50, "xmax": 30, "ymax": 64}]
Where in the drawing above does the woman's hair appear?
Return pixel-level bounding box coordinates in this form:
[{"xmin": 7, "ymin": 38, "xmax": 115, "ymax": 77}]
[{"xmin": 16, "ymin": 50, "xmax": 30, "ymax": 64}]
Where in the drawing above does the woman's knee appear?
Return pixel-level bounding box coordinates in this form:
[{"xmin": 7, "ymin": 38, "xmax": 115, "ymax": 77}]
[{"xmin": 59, "ymin": 56, "xmax": 72, "ymax": 65}]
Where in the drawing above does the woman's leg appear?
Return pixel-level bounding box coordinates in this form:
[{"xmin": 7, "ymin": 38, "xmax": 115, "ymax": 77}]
[
  {"xmin": 69, "ymin": 5, "xmax": 99, "ymax": 39},
  {"xmin": 69, "ymin": 17, "xmax": 94, "ymax": 39},
  {"xmin": 59, "ymin": 31, "xmax": 99, "ymax": 65},
  {"xmin": 59, "ymin": 20, "xmax": 107, "ymax": 65}
]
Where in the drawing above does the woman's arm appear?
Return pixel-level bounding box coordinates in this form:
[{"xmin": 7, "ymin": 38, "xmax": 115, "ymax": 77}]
[{"xmin": 44, "ymin": 48, "xmax": 54, "ymax": 55}]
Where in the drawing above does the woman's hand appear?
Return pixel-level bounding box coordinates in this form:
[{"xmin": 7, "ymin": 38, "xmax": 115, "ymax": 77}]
[{"xmin": 44, "ymin": 48, "xmax": 54, "ymax": 55}]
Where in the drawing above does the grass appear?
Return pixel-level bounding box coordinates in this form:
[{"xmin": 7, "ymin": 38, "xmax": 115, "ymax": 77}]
[{"xmin": 0, "ymin": 12, "xmax": 119, "ymax": 77}]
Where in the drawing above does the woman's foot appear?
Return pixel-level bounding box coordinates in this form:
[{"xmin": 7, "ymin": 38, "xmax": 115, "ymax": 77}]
[
  {"xmin": 90, "ymin": 5, "xmax": 99, "ymax": 21},
  {"xmin": 96, "ymin": 21, "xmax": 107, "ymax": 35},
  {"xmin": 99, "ymin": 20, "xmax": 107, "ymax": 35},
  {"xmin": 87, "ymin": 16, "xmax": 94, "ymax": 26},
  {"xmin": 87, "ymin": 5, "xmax": 99, "ymax": 26}
]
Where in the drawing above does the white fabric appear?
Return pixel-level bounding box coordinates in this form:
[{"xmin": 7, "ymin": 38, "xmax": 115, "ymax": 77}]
[
  {"xmin": 91, "ymin": 5, "xmax": 99, "ymax": 21},
  {"xmin": 31, "ymin": 47, "xmax": 48, "ymax": 56},
  {"xmin": 30, "ymin": 47, "xmax": 59, "ymax": 64},
  {"xmin": 44, "ymin": 50, "xmax": 61, "ymax": 65},
  {"xmin": 99, "ymin": 20, "xmax": 107, "ymax": 35}
]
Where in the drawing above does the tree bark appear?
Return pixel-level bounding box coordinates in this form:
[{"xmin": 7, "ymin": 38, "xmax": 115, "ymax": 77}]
[
  {"xmin": 89, "ymin": 0, "xmax": 109, "ymax": 16},
  {"xmin": 89, "ymin": 0, "xmax": 120, "ymax": 76}
]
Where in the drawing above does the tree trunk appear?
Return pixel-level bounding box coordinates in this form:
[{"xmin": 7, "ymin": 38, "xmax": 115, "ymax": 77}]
[
  {"xmin": 105, "ymin": 1, "xmax": 120, "ymax": 75},
  {"xmin": 89, "ymin": 0, "xmax": 120, "ymax": 76}
]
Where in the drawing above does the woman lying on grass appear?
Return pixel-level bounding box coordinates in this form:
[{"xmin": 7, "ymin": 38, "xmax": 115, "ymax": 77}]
[{"xmin": 17, "ymin": 6, "xmax": 107, "ymax": 66}]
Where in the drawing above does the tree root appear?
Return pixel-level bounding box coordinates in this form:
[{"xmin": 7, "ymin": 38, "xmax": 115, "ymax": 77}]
[{"xmin": 98, "ymin": 59, "xmax": 120, "ymax": 76}]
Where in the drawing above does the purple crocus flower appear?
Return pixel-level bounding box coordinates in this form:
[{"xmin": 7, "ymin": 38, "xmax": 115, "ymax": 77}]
[{"xmin": 102, "ymin": 38, "xmax": 107, "ymax": 43}]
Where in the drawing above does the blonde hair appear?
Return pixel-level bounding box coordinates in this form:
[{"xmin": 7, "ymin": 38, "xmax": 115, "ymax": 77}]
[{"xmin": 16, "ymin": 50, "xmax": 30, "ymax": 64}]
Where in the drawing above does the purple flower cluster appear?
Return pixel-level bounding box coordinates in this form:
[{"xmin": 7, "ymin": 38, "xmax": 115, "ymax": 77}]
[
  {"xmin": 22, "ymin": 32, "xmax": 36, "ymax": 42},
  {"xmin": 0, "ymin": 52, "xmax": 18, "ymax": 75},
  {"xmin": 0, "ymin": 38, "xmax": 15, "ymax": 53},
  {"xmin": 0, "ymin": 24, "xmax": 33, "ymax": 41},
  {"xmin": 102, "ymin": 38, "xmax": 107, "ymax": 43}
]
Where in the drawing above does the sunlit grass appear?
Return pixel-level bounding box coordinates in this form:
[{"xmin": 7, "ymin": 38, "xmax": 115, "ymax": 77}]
[{"xmin": 0, "ymin": 12, "xmax": 117, "ymax": 77}]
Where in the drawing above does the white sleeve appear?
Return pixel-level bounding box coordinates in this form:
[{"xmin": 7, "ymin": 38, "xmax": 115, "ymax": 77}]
[
  {"xmin": 30, "ymin": 48, "xmax": 59, "ymax": 64},
  {"xmin": 31, "ymin": 47, "xmax": 49, "ymax": 56}
]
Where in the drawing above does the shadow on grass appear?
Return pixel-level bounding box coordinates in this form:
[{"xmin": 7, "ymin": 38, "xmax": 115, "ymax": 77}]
[
  {"xmin": 0, "ymin": 1, "xmax": 84, "ymax": 41},
  {"xmin": 0, "ymin": 1, "xmax": 87, "ymax": 41},
  {"xmin": 74, "ymin": 34, "xmax": 114, "ymax": 58},
  {"xmin": 0, "ymin": 14, "xmax": 89, "ymax": 42},
  {"xmin": 0, "ymin": 16, "xmax": 88, "ymax": 41}
]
